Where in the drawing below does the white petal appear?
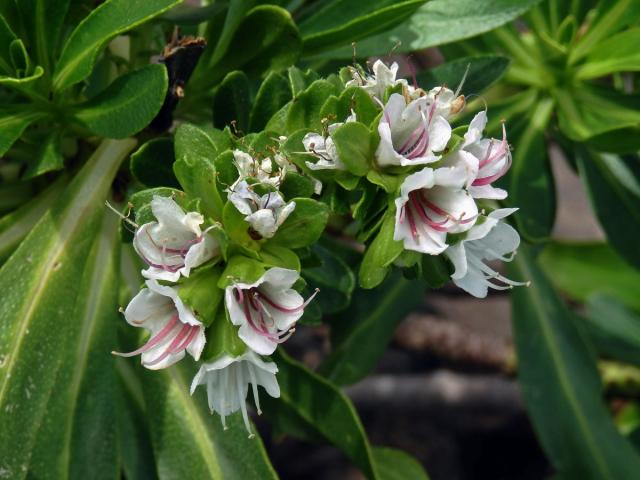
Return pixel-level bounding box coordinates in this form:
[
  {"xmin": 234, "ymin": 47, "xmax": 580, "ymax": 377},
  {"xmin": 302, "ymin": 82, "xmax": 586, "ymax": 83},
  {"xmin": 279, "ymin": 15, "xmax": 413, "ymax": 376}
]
[
  {"xmin": 246, "ymin": 209, "xmax": 278, "ymax": 238},
  {"xmin": 186, "ymin": 326, "xmax": 206, "ymax": 361},
  {"xmin": 464, "ymin": 111, "xmax": 487, "ymax": 147},
  {"xmin": 479, "ymin": 222, "xmax": 521, "ymax": 259},
  {"xmin": 469, "ymin": 184, "xmax": 508, "ymax": 200},
  {"xmin": 238, "ymin": 321, "xmax": 276, "ymax": 355},
  {"xmin": 429, "ymin": 115, "xmax": 452, "ymax": 152},
  {"xmin": 452, "ymin": 263, "xmax": 489, "ymax": 298},
  {"xmin": 146, "ymin": 279, "xmax": 201, "ymax": 326},
  {"xmin": 261, "ymin": 267, "xmax": 300, "ymax": 290},
  {"xmin": 182, "ymin": 233, "xmax": 219, "ymax": 276},
  {"xmin": 225, "ymin": 288, "xmax": 247, "ymax": 327},
  {"xmin": 445, "ymin": 243, "xmax": 468, "ymax": 280}
]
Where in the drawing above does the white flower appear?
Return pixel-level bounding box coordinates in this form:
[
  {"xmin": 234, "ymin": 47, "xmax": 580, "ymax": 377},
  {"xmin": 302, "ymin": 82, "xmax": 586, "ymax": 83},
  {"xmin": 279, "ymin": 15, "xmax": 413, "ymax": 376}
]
[
  {"xmin": 394, "ymin": 166, "xmax": 478, "ymax": 255},
  {"xmin": 228, "ymin": 181, "xmax": 295, "ymax": 239},
  {"xmin": 375, "ymin": 93, "xmax": 451, "ymax": 167},
  {"xmin": 425, "ymin": 86, "xmax": 465, "ymax": 119},
  {"xmin": 302, "ymin": 112, "xmax": 356, "ymax": 171},
  {"xmin": 113, "ymin": 280, "xmax": 205, "ymax": 370},
  {"xmin": 460, "ymin": 111, "xmax": 512, "ymax": 200},
  {"xmin": 347, "ymin": 59, "xmax": 408, "ymax": 101},
  {"xmin": 445, "ymin": 209, "xmax": 528, "ymax": 298},
  {"xmin": 134, "ymin": 196, "xmax": 219, "ymax": 282},
  {"xmin": 190, "ymin": 350, "xmax": 280, "ymax": 435},
  {"xmin": 233, "ymin": 150, "xmax": 282, "ymax": 187},
  {"xmin": 224, "ymin": 267, "xmax": 317, "ymax": 355}
]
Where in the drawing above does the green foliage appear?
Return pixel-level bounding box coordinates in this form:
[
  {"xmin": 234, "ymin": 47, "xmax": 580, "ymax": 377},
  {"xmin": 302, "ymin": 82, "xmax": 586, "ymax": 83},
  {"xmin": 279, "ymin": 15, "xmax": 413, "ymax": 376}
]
[{"xmin": 510, "ymin": 247, "xmax": 640, "ymax": 479}]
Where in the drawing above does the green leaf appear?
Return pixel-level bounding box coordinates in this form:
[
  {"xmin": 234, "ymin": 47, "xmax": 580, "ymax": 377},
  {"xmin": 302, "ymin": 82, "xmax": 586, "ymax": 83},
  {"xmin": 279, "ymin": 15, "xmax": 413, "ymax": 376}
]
[
  {"xmin": 577, "ymin": 150, "xmax": 640, "ymax": 269},
  {"xmin": 263, "ymin": 349, "xmax": 379, "ymax": 479},
  {"xmin": 221, "ymin": 201, "xmax": 261, "ymax": 251},
  {"xmin": 270, "ymin": 197, "xmax": 329, "ymax": 249},
  {"xmin": 22, "ymin": 131, "xmax": 64, "ymax": 179},
  {"xmin": 288, "ymin": 66, "xmax": 319, "ymax": 96},
  {"xmin": 331, "ymin": 122, "xmax": 373, "ymax": 176},
  {"xmin": 0, "ymin": 14, "xmax": 17, "ymax": 74},
  {"xmin": 286, "ymin": 79, "xmax": 340, "ymax": 133},
  {"xmin": 0, "ymin": 108, "xmax": 44, "ymax": 156},
  {"xmin": 569, "ymin": 0, "xmax": 640, "ymax": 64},
  {"xmin": 0, "ymin": 138, "xmax": 136, "ymax": 479},
  {"xmin": 538, "ymin": 241, "xmax": 640, "ymax": 311},
  {"xmin": 14, "ymin": 0, "xmax": 70, "ymax": 73},
  {"xmin": 301, "ymin": 244, "xmax": 355, "ymax": 314},
  {"xmin": 173, "ymin": 123, "xmax": 223, "ymax": 220},
  {"xmin": 212, "ymin": 70, "xmax": 251, "ymax": 132},
  {"xmin": 212, "ymin": 5, "xmax": 302, "ymax": 80},
  {"xmin": 585, "ymin": 295, "xmax": 640, "ymax": 366},
  {"xmin": 373, "ymin": 447, "xmax": 430, "ymax": 480},
  {"xmin": 130, "ymin": 137, "xmax": 179, "ymax": 188},
  {"xmin": 53, "ymin": 0, "xmax": 181, "ymax": 90},
  {"xmin": 74, "ymin": 64, "xmax": 168, "ymax": 138},
  {"xmin": 279, "ymin": 171, "xmax": 315, "ymax": 199},
  {"xmin": 556, "ymin": 86, "xmax": 640, "ymax": 141},
  {"xmin": 249, "ymin": 71, "xmax": 292, "ymax": 132},
  {"xmin": 320, "ymin": 270, "xmax": 425, "ymax": 386},
  {"xmin": 577, "ymin": 28, "xmax": 640, "ymax": 79},
  {"xmin": 417, "ymin": 55, "xmax": 510, "ymax": 95},
  {"xmin": 510, "ymin": 246, "xmax": 640, "ymax": 479},
  {"xmin": 28, "ymin": 207, "xmax": 121, "ymax": 479},
  {"xmin": 314, "ymin": 0, "xmax": 543, "ymax": 58},
  {"xmin": 506, "ymin": 97, "xmax": 555, "ymax": 242},
  {"xmin": 141, "ymin": 363, "xmax": 278, "ymax": 479},
  {"xmin": 300, "ymin": 0, "xmax": 425, "ymax": 55},
  {"xmin": 0, "ymin": 174, "xmax": 67, "ymax": 261},
  {"xmin": 359, "ymin": 209, "xmax": 403, "ymax": 289}
]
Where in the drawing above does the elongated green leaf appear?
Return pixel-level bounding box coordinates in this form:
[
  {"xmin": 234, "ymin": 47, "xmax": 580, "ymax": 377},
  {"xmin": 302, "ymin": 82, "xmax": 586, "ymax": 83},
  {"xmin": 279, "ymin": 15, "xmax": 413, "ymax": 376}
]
[
  {"xmin": 28, "ymin": 207, "xmax": 121, "ymax": 479},
  {"xmin": 116, "ymin": 360, "xmax": 158, "ymax": 480},
  {"xmin": 331, "ymin": 122, "xmax": 373, "ymax": 176},
  {"xmin": 585, "ymin": 295, "xmax": 640, "ymax": 366},
  {"xmin": 320, "ymin": 270, "xmax": 425, "ymax": 385},
  {"xmin": 577, "ymin": 150, "xmax": 640, "ymax": 269},
  {"xmin": 0, "ymin": 14, "xmax": 17, "ymax": 74},
  {"xmin": 23, "ymin": 131, "xmax": 64, "ymax": 179},
  {"xmin": 569, "ymin": 0, "xmax": 640, "ymax": 64},
  {"xmin": 300, "ymin": 0, "xmax": 424, "ymax": 55},
  {"xmin": 538, "ymin": 241, "xmax": 640, "ymax": 311},
  {"xmin": 0, "ymin": 174, "xmax": 67, "ymax": 261},
  {"xmin": 417, "ymin": 55, "xmax": 510, "ymax": 95},
  {"xmin": 74, "ymin": 64, "xmax": 168, "ymax": 138},
  {"xmin": 373, "ymin": 447, "xmax": 430, "ymax": 480},
  {"xmin": 0, "ymin": 108, "xmax": 44, "ymax": 156},
  {"xmin": 577, "ymin": 28, "xmax": 640, "ymax": 79},
  {"xmin": 53, "ymin": 0, "xmax": 181, "ymax": 90},
  {"xmin": 141, "ymin": 363, "xmax": 278, "ymax": 479},
  {"xmin": 314, "ymin": 0, "xmax": 542, "ymax": 58},
  {"xmin": 15, "ymin": 0, "xmax": 70, "ymax": 73},
  {"xmin": 556, "ymin": 86, "xmax": 640, "ymax": 141},
  {"xmin": 264, "ymin": 349, "xmax": 379, "ymax": 478},
  {"xmin": 507, "ymin": 97, "xmax": 555, "ymax": 241},
  {"xmin": 212, "ymin": 5, "xmax": 302, "ymax": 80},
  {"xmin": 0, "ymin": 138, "xmax": 136, "ymax": 479},
  {"xmin": 359, "ymin": 210, "xmax": 403, "ymax": 289},
  {"xmin": 510, "ymin": 246, "xmax": 640, "ymax": 479}
]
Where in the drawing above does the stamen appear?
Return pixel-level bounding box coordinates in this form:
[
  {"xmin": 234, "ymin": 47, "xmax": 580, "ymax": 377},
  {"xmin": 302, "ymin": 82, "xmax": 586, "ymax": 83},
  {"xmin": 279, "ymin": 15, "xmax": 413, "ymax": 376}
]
[
  {"xmin": 144, "ymin": 323, "xmax": 192, "ymax": 366},
  {"xmin": 236, "ymin": 366, "xmax": 253, "ymax": 436}
]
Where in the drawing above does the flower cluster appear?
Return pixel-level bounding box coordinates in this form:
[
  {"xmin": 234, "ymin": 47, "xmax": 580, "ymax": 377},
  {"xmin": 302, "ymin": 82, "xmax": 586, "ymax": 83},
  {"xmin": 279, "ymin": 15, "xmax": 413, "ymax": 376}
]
[
  {"xmin": 303, "ymin": 59, "xmax": 527, "ymax": 297},
  {"xmin": 115, "ymin": 144, "xmax": 322, "ymax": 436},
  {"xmin": 116, "ymin": 59, "xmax": 528, "ymax": 435}
]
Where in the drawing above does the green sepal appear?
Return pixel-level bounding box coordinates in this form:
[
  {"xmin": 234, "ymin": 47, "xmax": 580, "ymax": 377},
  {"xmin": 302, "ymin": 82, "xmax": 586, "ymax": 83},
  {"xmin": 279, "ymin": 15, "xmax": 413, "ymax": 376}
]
[
  {"xmin": 177, "ymin": 264, "xmax": 223, "ymax": 327},
  {"xmin": 221, "ymin": 200, "xmax": 261, "ymax": 251},
  {"xmin": 201, "ymin": 308, "xmax": 247, "ymax": 362},
  {"xmin": 218, "ymin": 255, "xmax": 266, "ymax": 289}
]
